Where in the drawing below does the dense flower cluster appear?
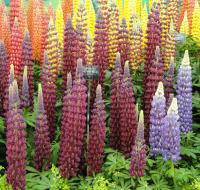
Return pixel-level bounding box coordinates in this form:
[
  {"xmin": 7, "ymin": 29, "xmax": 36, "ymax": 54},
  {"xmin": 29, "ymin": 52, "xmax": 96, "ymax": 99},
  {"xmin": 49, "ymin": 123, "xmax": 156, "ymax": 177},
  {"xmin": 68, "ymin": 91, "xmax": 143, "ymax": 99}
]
[
  {"xmin": 161, "ymin": 98, "xmax": 181, "ymax": 162},
  {"xmin": 34, "ymin": 84, "xmax": 51, "ymax": 171},
  {"xmin": 149, "ymin": 82, "xmax": 166, "ymax": 156},
  {"xmin": 130, "ymin": 110, "xmax": 146, "ymax": 177},
  {"xmin": 177, "ymin": 50, "xmax": 192, "ymax": 133},
  {"xmin": 119, "ymin": 61, "xmax": 137, "ymax": 157},
  {"xmin": 87, "ymin": 85, "xmax": 106, "ymax": 175},
  {"xmin": 6, "ymin": 80, "xmax": 26, "ymax": 190},
  {"xmin": 110, "ymin": 53, "xmax": 122, "ymax": 150}
]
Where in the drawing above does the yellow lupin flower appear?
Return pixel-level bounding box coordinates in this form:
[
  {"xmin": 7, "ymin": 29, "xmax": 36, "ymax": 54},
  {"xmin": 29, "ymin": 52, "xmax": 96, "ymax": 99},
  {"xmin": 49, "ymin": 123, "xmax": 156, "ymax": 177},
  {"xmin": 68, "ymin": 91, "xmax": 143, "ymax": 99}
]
[
  {"xmin": 123, "ymin": 0, "xmax": 136, "ymax": 28},
  {"xmin": 72, "ymin": 0, "xmax": 81, "ymax": 27},
  {"xmin": 108, "ymin": 1, "xmax": 119, "ymax": 69},
  {"xmin": 129, "ymin": 21, "xmax": 143, "ymax": 71},
  {"xmin": 116, "ymin": 0, "xmax": 123, "ymax": 20},
  {"xmin": 149, "ymin": 0, "xmax": 153, "ymax": 10},
  {"xmin": 56, "ymin": 1, "xmax": 64, "ymax": 49},
  {"xmin": 46, "ymin": 18, "xmax": 59, "ymax": 81},
  {"xmin": 180, "ymin": 11, "xmax": 189, "ymax": 35},
  {"xmin": 136, "ymin": 0, "xmax": 141, "ymax": 17},
  {"xmin": 85, "ymin": 0, "xmax": 96, "ymax": 37},
  {"xmin": 160, "ymin": 0, "xmax": 170, "ymax": 47},
  {"xmin": 141, "ymin": 2, "xmax": 148, "ymax": 49},
  {"xmin": 191, "ymin": 1, "xmax": 200, "ymax": 45},
  {"xmin": 163, "ymin": 21, "xmax": 176, "ymax": 70}
]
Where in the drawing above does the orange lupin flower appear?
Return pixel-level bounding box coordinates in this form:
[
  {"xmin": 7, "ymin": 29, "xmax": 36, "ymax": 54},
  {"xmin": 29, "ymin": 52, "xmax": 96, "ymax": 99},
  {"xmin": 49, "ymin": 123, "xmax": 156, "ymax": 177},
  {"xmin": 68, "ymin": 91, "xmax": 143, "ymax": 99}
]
[
  {"xmin": 0, "ymin": 2, "xmax": 5, "ymax": 40},
  {"xmin": 178, "ymin": 0, "xmax": 193, "ymax": 33},
  {"xmin": 10, "ymin": 18, "xmax": 22, "ymax": 77},
  {"xmin": 62, "ymin": 0, "xmax": 73, "ymax": 22},
  {"xmin": 32, "ymin": 8, "xmax": 42, "ymax": 61},
  {"xmin": 10, "ymin": 0, "xmax": 21, "ymax": 29}
]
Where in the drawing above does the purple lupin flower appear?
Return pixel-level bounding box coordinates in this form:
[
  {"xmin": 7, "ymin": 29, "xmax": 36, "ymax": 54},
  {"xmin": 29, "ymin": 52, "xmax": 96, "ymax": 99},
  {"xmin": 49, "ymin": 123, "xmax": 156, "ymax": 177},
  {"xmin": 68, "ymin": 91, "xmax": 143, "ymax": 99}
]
[
  {"xmin": 41, "ymin": 52, "xmax": 57, "ymax": 141},
  {"xmin": 176, "ymin": 50, "xmax": 192, "ymax": 133},
  {"xmin": 59, "ymin": 72, "xmax": 73, "ymax": 178},
  {"xmin": 3, "ymin": 64, "xmax": 15, "ymax": 114},
  {"xmin": 20, "ymin": 30, "xmax": 34, "ymax": 108},
  {"xmin": 6, "ymin": 80, "xmax": 26, "ymax": 190},
  {"xmin": 60, "ymin": 59, "xmax": 87, "ymax": 178},
  {"xmin": 161, "ymin": 98, "xmax": 181, "ymax": 162},
  {"xmin": 130, "ymin": 110, "xmax": 146, "ymax": 177},
  {"xmin": 21, "ymin": 66, "xmax": 30, "ymax": 108},
  {"xmin": 0, "ymin": 41, "xmax": 9, "ymax": 114},
  {"xmin": 34, "ymin": 83, "xmax": 51, "ymax": 171},
  {"xmin": 164, "ymin": 57, "xmax": 175, "ymax": 101},
  {"xmin": 110, "ymin": 52, "xmax": 122, "ymax": 150},
  {"xmin": 87, "ymin": 84, "xmax": 106, "ymax": 175},
  {"xmin": 119, "ymin": 61, "xmax": 137, "ymax": 157},
  {"xmin": 149, "ymin": 81, "xmax": 166, "ymax": 156}
]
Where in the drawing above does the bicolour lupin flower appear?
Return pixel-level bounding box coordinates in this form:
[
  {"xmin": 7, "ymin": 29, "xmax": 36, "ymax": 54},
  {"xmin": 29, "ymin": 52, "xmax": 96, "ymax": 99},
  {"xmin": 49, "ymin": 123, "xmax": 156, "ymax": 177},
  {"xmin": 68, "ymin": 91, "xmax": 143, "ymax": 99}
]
[
  {"xmin": 62, "ymin": 0, "xmax": 73, "ymax": 22},
  {"xmin": 34, "ymin": 83, "xmax": 51, "ymax": 171},
  {"xmin": 41, "ymin": 52, "xmax": 57, "ymax": 141},
  {"xmin": 118, "ymin": 18, "xmax": 130, "ymax": 70},
  {"xmin": 87, "ymin": 84, "xmax": 106, "ymax": 175},
  {"xmin": 119, "ymin": 61, "xmax": 137, "ymax": 157},
  {"xmin": 6, "ymin": 80, "xmax": 26, "ymax": 190},
  {"xmin": 164, "ymin": 57, "xmax": 175, "ymax": 102},
  {"xmin": 143, "ymin": 46, "xmax": 164, "ymax": 139},
  {"xmin": 86, "ymin": 32, "xmax": 93, "ymax": 65},
  {"xmin": 110, "ymin": 53, "xmax": 122, "ymax": 150},
  {"xmin": 21, "ymin": 66, "xmax": 30, "ymax": 108},
  {"xmin": 60, "ymin": 59, "xmax": 87, "ymax": 178},
  {"xmin": 161, "ymin": 98, "xmax": 181, "ymax": 162},
  {"xmin": 20, "ymin": 31, "xmax": 34, "ymax": 108},
  {"xmin": 149, "ymin": 81, "xmax": 166, "ymax": 156},
  {"xmin": 130, "ymin": 110, "xmax": 147, "ymax": 177},
  {"xmin": 59, "ymin": 72, "xmax": 73, "ymax": 178},
  {"xmin": 176, "ymin": 50, "xmax": 192, "ymax": 133}
]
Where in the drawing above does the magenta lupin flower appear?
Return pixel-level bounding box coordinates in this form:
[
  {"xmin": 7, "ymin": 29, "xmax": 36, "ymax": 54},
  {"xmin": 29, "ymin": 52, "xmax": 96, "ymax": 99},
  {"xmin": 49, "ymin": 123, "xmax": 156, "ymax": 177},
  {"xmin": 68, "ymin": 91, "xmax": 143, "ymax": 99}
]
[
  {"xmin": 63, "ymin": 15, "xmax": 77, "ymax": 87},
  {"xmin": 6, "ymin": 80, "xmax": 26, "ymax": 190},
  {"xmin": 87, "ymin": 84, "xmax": 106, "ymax": 175},
  {"xmin": 59, "ymin": 72, "xmax": 73, "ymax": 178},
  {"xmin": 20, "ymin": 30, "xmax": 34, "ymax": 108},
  {"xmin": 130, "ymin": 110, "xmax": 146, "ymax": 177},
  {"xmin": 110, "ymin": 53, "xmax": 122, "ymax": 150},
  {"xmin": 60, "ymin": 59, "xmax": 87, "ymax": 178},
  {"xmin": 149, "ymin": 82, "xmax": 166, "ymax": 156},
  {"xmin": 164, "ymin": 57, "xmax": 175, "ymax": 101},
  {"xmin": 41, "ymin": 52, "xmax": 57, "ymax": 141},
  {"xmin": 34, "ymin": 83, "xmax": 51, "ymax": 171},
  {"xmin": 0, "ymin": 41, "xmax": 9, "ymax": 114},
  {"xmin": 21, "ymin": 66, "xmax": 30, "ymax": 108},
  {"xmin": 118, "ymin": 18, "xmax": 130, "ymax": 69},
  {"xmin": 119, "ymin": 61, "xmax": 137, "ymax": 157},
  {"xmin": 176, "ymin": 50, "xmax": 192, "ymax": 133}
]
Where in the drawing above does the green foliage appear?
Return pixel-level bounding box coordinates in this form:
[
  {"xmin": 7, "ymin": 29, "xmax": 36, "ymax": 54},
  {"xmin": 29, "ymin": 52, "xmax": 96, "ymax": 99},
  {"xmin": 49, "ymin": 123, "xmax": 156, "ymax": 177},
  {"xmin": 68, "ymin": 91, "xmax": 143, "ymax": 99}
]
[{"xmin": 0, "ymin": 166, "xmax": 12, "ymax": 190}]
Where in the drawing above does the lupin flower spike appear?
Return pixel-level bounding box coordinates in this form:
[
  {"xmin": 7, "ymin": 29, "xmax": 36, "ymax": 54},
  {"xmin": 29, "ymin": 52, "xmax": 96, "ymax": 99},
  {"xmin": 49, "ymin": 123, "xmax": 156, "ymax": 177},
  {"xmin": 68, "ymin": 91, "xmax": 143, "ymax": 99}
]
[
  {"xmin": 119, "ymin": 61, "xmax": 137, "ymax": 157},
  {"xmin": 6, "ymin": 79, "xmax": 26, "ymax": 190},
  {"xmin": 130, "ymin": 110, "xmax": 147, "ymax": 177},
  {"xmin": 34, "ymin": 83, "xmax": 51, "ymax": 171},
  {"xmin": 149, "ymin": 81, "xmax": 166, "ymax": 156},
  {"xmin": 161, "ymin": 98, "xmax": 181, "ymax": 162},
  {"xmin": 110, "ymin": 53, "xmax": 123, "ymax": 150},
  {"xmin": 87, "ymin": 84, "xmax": 106, "ymax": 175},
  {"xmin": 21, "ymin": 66, "xmax": 30, "ymax": 108},
  {"xmin": 177, "ymin": 50, "xmax": 192, "ymax": 133}
]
